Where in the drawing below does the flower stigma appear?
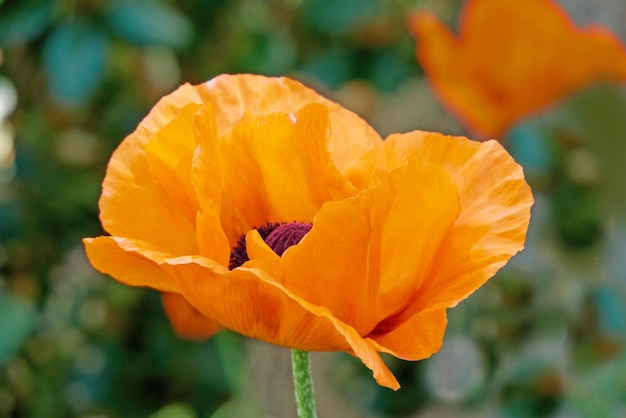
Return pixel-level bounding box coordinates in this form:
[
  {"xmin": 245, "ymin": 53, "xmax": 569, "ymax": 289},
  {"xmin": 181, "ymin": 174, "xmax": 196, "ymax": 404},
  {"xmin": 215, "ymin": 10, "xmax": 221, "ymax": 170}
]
[{"xmin": 229, "ymin": 222, "xmax": 313, "ymax": 269}]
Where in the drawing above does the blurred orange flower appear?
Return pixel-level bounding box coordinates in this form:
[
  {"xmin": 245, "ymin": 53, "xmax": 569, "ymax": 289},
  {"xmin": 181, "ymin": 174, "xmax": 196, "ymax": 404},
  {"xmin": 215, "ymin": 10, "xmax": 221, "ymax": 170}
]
[
  {"xmin": 83, "ymin": 74, "xmax": 532, "ymax": 389},
  {"xmin": 409, "ymin": 0, "xmax": 626, "ymax": 139}
]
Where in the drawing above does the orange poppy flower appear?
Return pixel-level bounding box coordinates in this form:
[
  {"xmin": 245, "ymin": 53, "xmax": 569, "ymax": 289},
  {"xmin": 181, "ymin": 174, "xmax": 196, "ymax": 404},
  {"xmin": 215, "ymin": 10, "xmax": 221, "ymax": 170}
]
[
  {"xmin": 408, "ymin": 0, "xmax": 626, "ymax": 139},
  {"xmin": 83, "ymin": 74, "xmax": 532, "ymax": 390}
]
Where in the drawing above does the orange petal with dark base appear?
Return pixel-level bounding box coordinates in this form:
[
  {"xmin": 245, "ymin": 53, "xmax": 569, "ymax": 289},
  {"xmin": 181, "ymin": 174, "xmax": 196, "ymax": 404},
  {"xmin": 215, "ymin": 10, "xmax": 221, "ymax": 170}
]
[
  {"xmin": 217, "ymin": 103, "xmax": 357, "ymax": 235},
  {"xmin": 275, "ymin": 156, "xmax": 460, "ymax": 336},
  {"xmin": 165, "ymin": 256, "xmax": 400, "ymax": 389},
  {"xmin": 84, "ymin": 74, "xmax": 533, "ymax": 391}
]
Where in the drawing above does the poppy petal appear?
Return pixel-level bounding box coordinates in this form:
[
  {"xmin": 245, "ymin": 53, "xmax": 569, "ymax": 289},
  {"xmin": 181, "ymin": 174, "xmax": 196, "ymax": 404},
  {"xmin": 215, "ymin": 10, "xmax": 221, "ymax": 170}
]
[
  {"xmin": 167, "ymin": 256, "xmax": 400, "ymax": 389},
  {"xmin": 198, "ymin": 74, "xmax": 382, "ymax": 184},
  {"xmin": 161, "ymin": 292, "xmax": 222, "ymax": 340},
  {"xmin": 244, "ymin": 229, "xmax": 282, "ymax": 277},
  {"xmin": 100, "ymin": 84, "xmax": 208, "ymax": 255},
  {"xmin": 378, "ymin": 132, "xmax": 533, "ymax": 314},
  {"xmin": 275, "ymin": 156, "xmax": 460, "ymax": 336},
  {"xmin": 409, "ymin": 0, "xmax": 626, "ymax": 138},
  {"xmin": 84, "ymin": 237, "xmax": 221, "ymax": 339},
  {"xmin": 144, "ymin": 103, "xmax": 202, "ymax": 224},
  {"xmin": 190, "ymin": 104, "xmax": 231, "ymax": 264},
  {"xmin": 368, "ymin": 308, "xmax": 447, "ymax": 361},
  {"xmin": 218, "ymin": 102, "xmax": 357, "ymax": 233},
  {"xmin": 83, "ymin": 236, "xmax": 178, "ymax": 292},
  {"xmin": 409, "ymin": 11, "xmax": 497, "ymax": 135}
]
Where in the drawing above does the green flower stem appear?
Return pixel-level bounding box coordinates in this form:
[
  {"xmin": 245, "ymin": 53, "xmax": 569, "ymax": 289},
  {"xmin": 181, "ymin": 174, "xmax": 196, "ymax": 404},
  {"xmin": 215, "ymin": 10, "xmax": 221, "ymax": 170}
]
[{"xmin": 291, "ymin": 349, "xmax": 318, "ymax": 418}]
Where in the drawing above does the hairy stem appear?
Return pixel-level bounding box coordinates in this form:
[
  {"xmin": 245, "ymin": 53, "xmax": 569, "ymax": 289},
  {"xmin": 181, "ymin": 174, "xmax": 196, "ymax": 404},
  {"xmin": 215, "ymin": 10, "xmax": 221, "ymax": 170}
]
[{"xmin": 291, "ymin": 349, "xmax": 318, "ymax": 418}]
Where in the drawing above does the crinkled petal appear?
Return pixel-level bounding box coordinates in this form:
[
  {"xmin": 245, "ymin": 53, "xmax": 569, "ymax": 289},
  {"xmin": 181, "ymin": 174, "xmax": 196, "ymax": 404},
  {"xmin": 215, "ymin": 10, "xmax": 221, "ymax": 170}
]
[
  {"xmin": 217, "ymin": 103, "xmax": 357, "ymax": 236},
  {"xmin": 190, "ymin": 104, "xmax": 231, "ymax": 264},
  {"xmin": 144, "ymin": 103, "xmax": 202, "ymax": 224},
  {"xmin": 99, "ymin": 75, "xmax": 379, "ymax": 256},
  {"xmin": 83, "ymin": 236, "xmax": 178, "ymax": 292},
  {"xmin": 255, "ymin": 156, "xmax": 460, "ymax": 337},
  {"xmin": 368, "ymin": 308, "xmax": 447, "ymax": 361},
  {"xmin": 99, "ymin": 84, "xmax": 208, "ymax": 255},
  {"xmin": 198, "ymin": 74, "xmax": 382, "ymax": 185},
  {"xmin": 161, "ymin": 292, "xmax": 222, "ymax": 340},
  {"xmin": 166, "ymin": 256, "xmax": 400, "ymax": 389},
  {"xmin": 377, "ymin": 132, "xmax": 533, "ymax": 316}
]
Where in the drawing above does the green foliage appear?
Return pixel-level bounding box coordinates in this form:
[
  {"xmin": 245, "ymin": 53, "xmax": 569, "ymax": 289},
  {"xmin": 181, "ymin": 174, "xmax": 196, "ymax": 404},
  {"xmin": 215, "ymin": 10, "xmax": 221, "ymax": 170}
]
[
  {"xmin": 106, "ymin": 0, "xmax": 193, "ymax": 49},
  {"xmin": 0, "ymin": 2, "xmax": 53, "ymax": 47},
  {"xmin": 300, "ymin": 0, "xmax": 384, "ymax": 35},
  {"xmin": 0, "ymin": 294, "xmax": 36, "ymax": 365},
  {"xmin": 43, "ymin": 21, "xmax": 108, "ymax": 106}
]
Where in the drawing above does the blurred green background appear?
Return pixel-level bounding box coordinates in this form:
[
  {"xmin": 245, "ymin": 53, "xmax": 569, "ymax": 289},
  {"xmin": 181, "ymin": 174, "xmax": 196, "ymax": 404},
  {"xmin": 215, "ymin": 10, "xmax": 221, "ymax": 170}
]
[{"xmin": 1, "ymin": 0, "xmax": 626, "ymax": 417}]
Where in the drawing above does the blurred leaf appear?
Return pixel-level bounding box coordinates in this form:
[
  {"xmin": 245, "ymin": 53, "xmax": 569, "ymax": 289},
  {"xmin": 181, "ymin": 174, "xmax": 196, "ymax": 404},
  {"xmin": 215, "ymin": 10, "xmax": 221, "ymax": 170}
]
[
  {"xmin": 499, "ymin": 363, "xmax": 564, "ymax": 418},
  {"xmin": 300, "ymin": 0, "xmax": 383, "ymax": 35},
  {"xmin": 551, "ymin": 180, "xmax": 601, "ymax": 247},
  {"xmin": 507, "ymin": 122, "xmax": 555, "ymax": 182},
  {"xmin": 150, "ymin": 403, "xmax": 196, "ymax": 418},
  {"xmin": 207, "ymin": 333, "xmax": 263, "ymax": 417},
  {"xmin": 43, "ymin": 21, "xmax": 108, "ymax": 106},
  {"xmin": 232, "ymin": 30, "xmax": 296, "ymax": 75},
  {"xmin": 0, "ymin": 293, "xmax": 37, "ymax": 366},
  {"xmin": 593, "ymin": 286, "xmax": 626, "ymax": 335},
  {"xmin": 0, "ymin": 2, "xmax": 53, "ymax": 47},
  {"xmin": 300, "ymin": 48, "xmax": 352, "ymax": 88},
  {"xmin": 567, "ymin": 352, "xmax": 626, "ymax": 418},
  {"xmin": 0, "ymin": 197, "xmax": 18, "ymax": 238},
  {"xmin": 213, "ymin": 332, "xmax": 247, "ymax": 394},
  {"xmin": 209, "ymin": 399, "xmax": 261, "ymax": 418},
  {"xmin": 370, "ymin": 49, "xmax": 412, "ymax": 93},
  {"xmin": 107, "ymin": 0, "xmax": 192, "ymax": 49},
  {"xmin": 560, "ymin": 84, "xmax": 626, "ymax": 218}
]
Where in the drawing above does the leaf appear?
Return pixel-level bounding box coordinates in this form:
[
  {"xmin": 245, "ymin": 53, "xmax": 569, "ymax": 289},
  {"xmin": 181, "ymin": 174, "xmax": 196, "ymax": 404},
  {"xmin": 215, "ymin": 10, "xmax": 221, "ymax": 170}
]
[
  {"xmin": 567, "ymin": 352, "xmax": 626, "ymax": 418},
  {"xmin": 300, "ymin": 0, "xmax": 383, "ymax": 35},
  {"xmin": 213, "ymin": 331, "xmax": 247, "ymax": 393},
  {"xmin": 150, "ymin": 403, "xmax": 196, "ymax": 418},
  {"xmin": 209, "ymin": 333, "xmax": 263, "ymax": 417},
  {"xmin": 549, "ymin": 84, "xmax": 626, "ymax": 218},
  {"xmin": 106, "ymin": 0, "xmax": 192, "ymax": 49},
  {"xmin": 507, "ymin": 122, "xmax": 555, "ymax": 181},
  {"xmin": 299, "ymin": 48, "xmax": 352, "ymax": 89},
  {"xmin": 0, "ymin": 2, "xmax": 54, "ymax": 47},
  {"xmin": 370, "ymin": 49, "xmax": 413, "ymax": 93},
  {"xmin": 0, "ymin": 293, "xmax": 37, "ymax": 366},
  {"xmin": 232, "ymin": 30, "xmax": 296, "ymax": 76},
  {"xmin": 209, "ymin": 399, "xmax": 262, "ymax": 418},
  {"xmin": 43, "ymin": 21, "xmax": 108, "ymax": 107},
  {"xmin": 593, "ymin": 286, "xmax": 626, "ymax": 335}
]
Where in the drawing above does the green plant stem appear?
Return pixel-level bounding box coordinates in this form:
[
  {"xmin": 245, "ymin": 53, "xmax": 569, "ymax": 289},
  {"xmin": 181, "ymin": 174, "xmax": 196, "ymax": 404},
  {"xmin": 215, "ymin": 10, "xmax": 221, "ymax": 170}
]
[{"xmin": 291, "ymin": 349, "xmax": 318, "ymax": 418}]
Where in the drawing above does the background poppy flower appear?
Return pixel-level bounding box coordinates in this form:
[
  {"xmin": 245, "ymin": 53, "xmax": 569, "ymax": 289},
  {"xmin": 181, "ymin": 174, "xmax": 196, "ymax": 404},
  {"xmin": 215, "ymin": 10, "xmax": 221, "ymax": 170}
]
[
  {"xmin": 83, "ymin": 74, "xmax": 532, "ymax": 390},
  {"xmin": 408, "ymin": 0, "xmax": 626, "ymax": 139}
]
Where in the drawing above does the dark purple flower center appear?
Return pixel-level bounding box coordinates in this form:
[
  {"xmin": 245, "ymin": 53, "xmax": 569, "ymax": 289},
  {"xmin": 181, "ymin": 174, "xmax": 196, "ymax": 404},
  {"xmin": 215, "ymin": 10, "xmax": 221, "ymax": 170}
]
[{"xmin": 229, "ymin": 222, "xmax": 312, "ymax": 269}]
